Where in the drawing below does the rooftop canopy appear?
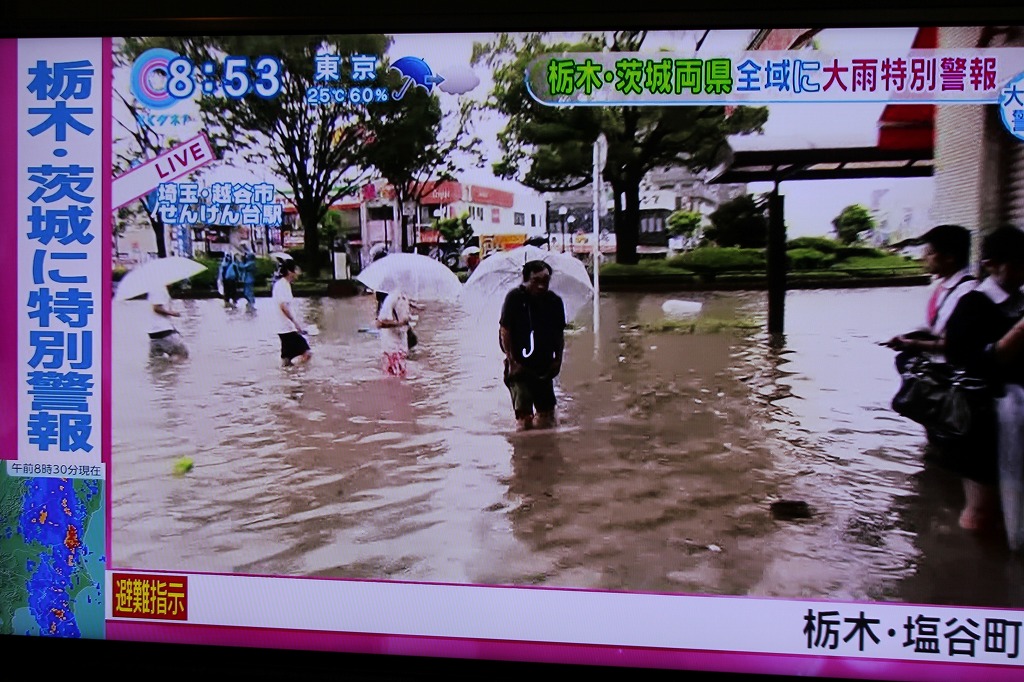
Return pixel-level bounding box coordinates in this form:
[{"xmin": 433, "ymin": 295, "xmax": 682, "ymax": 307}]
[{"xmin": 709, "ymin": 145, "xmax": 933, "ymax": 185}]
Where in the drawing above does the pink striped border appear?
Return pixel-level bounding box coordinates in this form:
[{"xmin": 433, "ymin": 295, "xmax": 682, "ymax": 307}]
[
  {"xmin": 105, "ymin": 621, "xmax": 1021, "ymax": 682},
  {"xmin": 1, "ymin": 39, "xmax": 17, "ymax": 460},
  {"xmin": 102, "ymin": 35, "xmax": 113, "ymax": 566}
]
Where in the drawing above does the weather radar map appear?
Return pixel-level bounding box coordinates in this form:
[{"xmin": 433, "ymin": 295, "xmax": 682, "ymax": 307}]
[{"xmin": 1, "ymin": 469, "xmax": 105, "ymax": 638}]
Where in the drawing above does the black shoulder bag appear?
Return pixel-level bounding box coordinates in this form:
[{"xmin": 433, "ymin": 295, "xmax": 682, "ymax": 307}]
[{"xmin": 891, "ymin": 352, "xmax": 996, "ymax": 455}]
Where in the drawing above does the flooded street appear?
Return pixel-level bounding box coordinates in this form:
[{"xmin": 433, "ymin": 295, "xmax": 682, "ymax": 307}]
[{"xmin": 112, "ymin": 287, "xmax": 1024, "ymax": 607}]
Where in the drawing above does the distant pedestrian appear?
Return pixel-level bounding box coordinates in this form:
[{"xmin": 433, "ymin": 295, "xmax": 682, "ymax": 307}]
[
  {"xmin": 218, "ymin": 252, "xmax": 239, "ymax": 308},
  {"xmin": 147, "ymin": 284, "xmax": 188, "ymax": 360},
  {"xmin": 376, "ymin": 289, "xmax": 412, "ymax": 377},
  {"xmin": 499, "ymin": 260, "xmax": 566, "ymax": 431},
  {"xmin": 272, "ymin": 260, "xmax": 311, "ymax": 367},
  {"xmin": 238, "ymin": 249, "xmax": 257, "ymax": 312}
]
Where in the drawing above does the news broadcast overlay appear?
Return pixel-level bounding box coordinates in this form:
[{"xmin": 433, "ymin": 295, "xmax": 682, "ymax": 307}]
[{"xmin": 2, "ymin": 27, "xmax": 1024, "ymax": 679}]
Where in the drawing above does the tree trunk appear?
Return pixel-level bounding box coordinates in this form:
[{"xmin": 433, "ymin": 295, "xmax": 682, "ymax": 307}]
[
  {"xmin": 151, "ymin": 216, "xmax": 167, "ymax": 259},
  {"xmin": 397, "ymin": 196, "xmax": 410, "ymax": 252},
  {"xmin": 300, "ymin": 204, "xmax": 321, "ymax": 279}
]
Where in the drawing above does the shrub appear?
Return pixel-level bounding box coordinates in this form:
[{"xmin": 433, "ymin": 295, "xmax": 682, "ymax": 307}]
[
  {"xmin": 254, "ymin": 257, "xmax": 278, "ymax": 286},
  {"xmin": 787, "ymin": 271, "xmax": 854, "ymax": 282},
  {"xmin": 786, "ymin": 247, "xmax": 836, "ymax": 270},
  {"xmin": 172, "ymin": 256, "xmax": 219, "ymax": 292},
  {"xmin": 786, "ymin": 236, "xmax": 840, "ymax": 253},
  {"xmin": 669, "ymin": 247, "xmax": 765, "ymax": 273},
  {"xmin": 601, "ymin": 261, "xmax": 691, "ymax": 277},
  {"xmin": 833, "ymin": 254, "xmax": 924, "ymax": 276},
  {"xmin": 835, "ymin": 245, "xmax": 887, "ymax": 259}
]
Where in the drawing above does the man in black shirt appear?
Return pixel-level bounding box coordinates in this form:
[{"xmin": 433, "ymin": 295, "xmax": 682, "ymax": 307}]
[{"xmin": 499, "ymin": 260, "xmax": 566, "ymax": 431}]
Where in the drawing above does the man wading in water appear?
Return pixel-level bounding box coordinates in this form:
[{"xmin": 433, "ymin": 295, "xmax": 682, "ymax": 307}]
[{"xmin": 499, "ymin": 260, "xmax": 566, "ymax": 431}]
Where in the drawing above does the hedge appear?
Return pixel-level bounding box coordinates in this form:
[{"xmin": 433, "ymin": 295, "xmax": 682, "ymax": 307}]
[
  {"xmin": 667, "ymin": 247, "xmax": 766, "ymax": 273},
  {"xmin": 786, "ymin": 236, "xmax": 841, "ymax": 253},
  {"xmin": 786, "ymin": 247, "xmax": 836, "ymax": 270}
]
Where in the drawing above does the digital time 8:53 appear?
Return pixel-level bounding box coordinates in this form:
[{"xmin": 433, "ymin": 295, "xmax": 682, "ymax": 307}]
[{"xmin": 165, "ymin": 56, "xmax": 283, "ymax": 100}]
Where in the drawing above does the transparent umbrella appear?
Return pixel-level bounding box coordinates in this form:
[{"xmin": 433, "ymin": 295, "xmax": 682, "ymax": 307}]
[
  {"xmin": 355, "ymin": 252, "xmax": 462, "ymax": 302},
  {"xmin": 459, "ymin": 245, "xmax": 594, "ymax": 321},
  {"xmin": 114, "ymin": 256, "xmax": 207, "ymax": 301}
]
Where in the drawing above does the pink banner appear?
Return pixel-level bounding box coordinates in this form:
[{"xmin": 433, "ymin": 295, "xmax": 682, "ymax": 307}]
[
  {"xmin": 106, "ymin": 621, "xmax": 1021, "ymax": 682},
  {"xmin": 1, "ymin": 39, "xmax": 17, "ymax": 460}
]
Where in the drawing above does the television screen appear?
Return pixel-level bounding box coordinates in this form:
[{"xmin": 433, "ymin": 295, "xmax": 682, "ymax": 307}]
[{"xmin": 4, "ymin": 3, "xmax": 1024, "ymax": 680}]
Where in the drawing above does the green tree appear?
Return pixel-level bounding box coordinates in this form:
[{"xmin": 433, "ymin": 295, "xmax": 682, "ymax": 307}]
[
  {"xmin": 435, "ymin": 212, "xmax": 474, "ymax": 251},
  {"xmin": 666, "ymin": 210, "xmax": 703, "ymax": 239},
  {"xmin": 705, "ymin": 195, "xmax": 768, "ymax": 248},
  {"xmin": 363, "ymin": 87, "xmax": 480, "ymax": 253},
  {"xmin": 471, "ymin": 32, "xmax": 767, "ymax": 265},
  {"xmin": 166, "ymin": 34, "xmax": 393, "ymax": 277},
  {"xmin": 831, "ymin": 204, "xmax": 876, "ymax": 244}
]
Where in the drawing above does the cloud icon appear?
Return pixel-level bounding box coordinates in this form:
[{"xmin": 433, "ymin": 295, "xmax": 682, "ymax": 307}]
[{"xmin": 437, "ymin": 65, "xmax": 480, "ymax": 95}]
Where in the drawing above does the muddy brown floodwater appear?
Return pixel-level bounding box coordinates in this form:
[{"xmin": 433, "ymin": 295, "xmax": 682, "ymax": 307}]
[{"xmin": 112, "ymin": 286, "xmax": 1024, "ymax": 608}]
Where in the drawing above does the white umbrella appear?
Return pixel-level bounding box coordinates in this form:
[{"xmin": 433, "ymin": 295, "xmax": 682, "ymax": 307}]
[
  {"xmin": 269, "ymin": 251, "xmax": 293, "ymax": 262},
  {"xmin": 461, "ymin": 246, "xmax": 481, "ymax": 256},
  {"xmin": 115, "ymin": 256, "xmax": 207, "ymax": 301},
  {"xmin": 355, "ymin": 252, "xmax": 462, "ymax": 302},
  {"xmin": 460, "ymin": 245, "xmax": 594, "ymax": 321}
]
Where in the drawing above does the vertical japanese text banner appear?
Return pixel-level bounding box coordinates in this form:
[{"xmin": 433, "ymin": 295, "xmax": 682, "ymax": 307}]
[{"xmin": 16, "ymin": 38, "xmax": 106, "ymax": 470}]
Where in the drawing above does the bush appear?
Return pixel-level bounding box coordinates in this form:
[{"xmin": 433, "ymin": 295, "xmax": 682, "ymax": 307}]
[
  {"xmin": 786, "ymin": 236, "xmax": 840, "ymax": 253},
  {"xmin": 835, "ymin": 245, "xmax": 887, "ymax": 259},
  {"xmin": 786, "ymin": 247, "xmax": 836, "ymax": 270},
  {"xmin": 668, "ymin": 247, "xmax": 766, "ymax": 273},
  {"xmin": 112, "ymin": 266, "xmax": 128, "ymax": 282},
  {"xmin": 601, "ymin": 260, "xmax": 692, "ymax": 277},
  {"xmin": 833, "ymin": 254, "xmax": 924, "ymax": 276},
  {"xmin": 254, "ymin": 257, "xmax": 278, "ymax": 286},
  {"xmin": 788, "ymin": 271, "xmax": 854, "ymax": 282},
  {"xmin": 166, "ymin": 257, "xmax": 217, "ymax": 294},
  {"xmin": 284, "ymin": 247, "xmax": 332, "ymax": 274}
]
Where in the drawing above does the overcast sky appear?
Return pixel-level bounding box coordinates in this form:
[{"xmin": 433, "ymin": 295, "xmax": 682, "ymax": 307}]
[
  {"xmin": 116, "ymin": 27, "xmax": 937, "ymax": 238},
  {"xmin": 389, "ymin": 27, "xmax": 933, "ymax": 238}
]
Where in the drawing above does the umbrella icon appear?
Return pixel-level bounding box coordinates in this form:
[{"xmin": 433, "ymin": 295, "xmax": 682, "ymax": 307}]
[{"xmin": 390, "ymin": 56, "xmax": 445, "ymax": 100}]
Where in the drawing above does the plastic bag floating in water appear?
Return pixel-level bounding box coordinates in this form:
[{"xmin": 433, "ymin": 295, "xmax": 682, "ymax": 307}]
[{"xmin": 661, "ymin": 300, "xmax": 702, "ymax": 318}]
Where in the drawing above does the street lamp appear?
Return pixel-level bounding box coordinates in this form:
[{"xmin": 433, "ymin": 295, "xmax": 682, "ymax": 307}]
[
  {"xmin": 557, "ymin": 205, "xmax": 568, "ymax": 253},
  {"xmin": 565, "ymin": 215, "xmax": 576, "ymax": 254}
]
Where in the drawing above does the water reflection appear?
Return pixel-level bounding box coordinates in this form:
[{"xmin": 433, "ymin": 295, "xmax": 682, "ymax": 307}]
[{"xmin": 111, "ymin": 287, "xmax": 1023, "ymax": 606}]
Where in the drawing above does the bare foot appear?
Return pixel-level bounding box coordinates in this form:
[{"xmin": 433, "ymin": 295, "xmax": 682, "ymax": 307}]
[
  {"xmin": 961, "ymin": 479, "xmax": 1001, "ymax": 533},
  {"xmin": 959, "ymin": 508, "xmax": 985, "ymax": 531},
  {"xmin": 533, "ymin": 412, "xmax": 557, "ymax": 430}
]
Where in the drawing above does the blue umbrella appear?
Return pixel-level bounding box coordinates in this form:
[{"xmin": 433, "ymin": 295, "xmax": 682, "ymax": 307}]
[{"xmin": 390, "ymin": 56, "xmax": 445, "ymax": 100}]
